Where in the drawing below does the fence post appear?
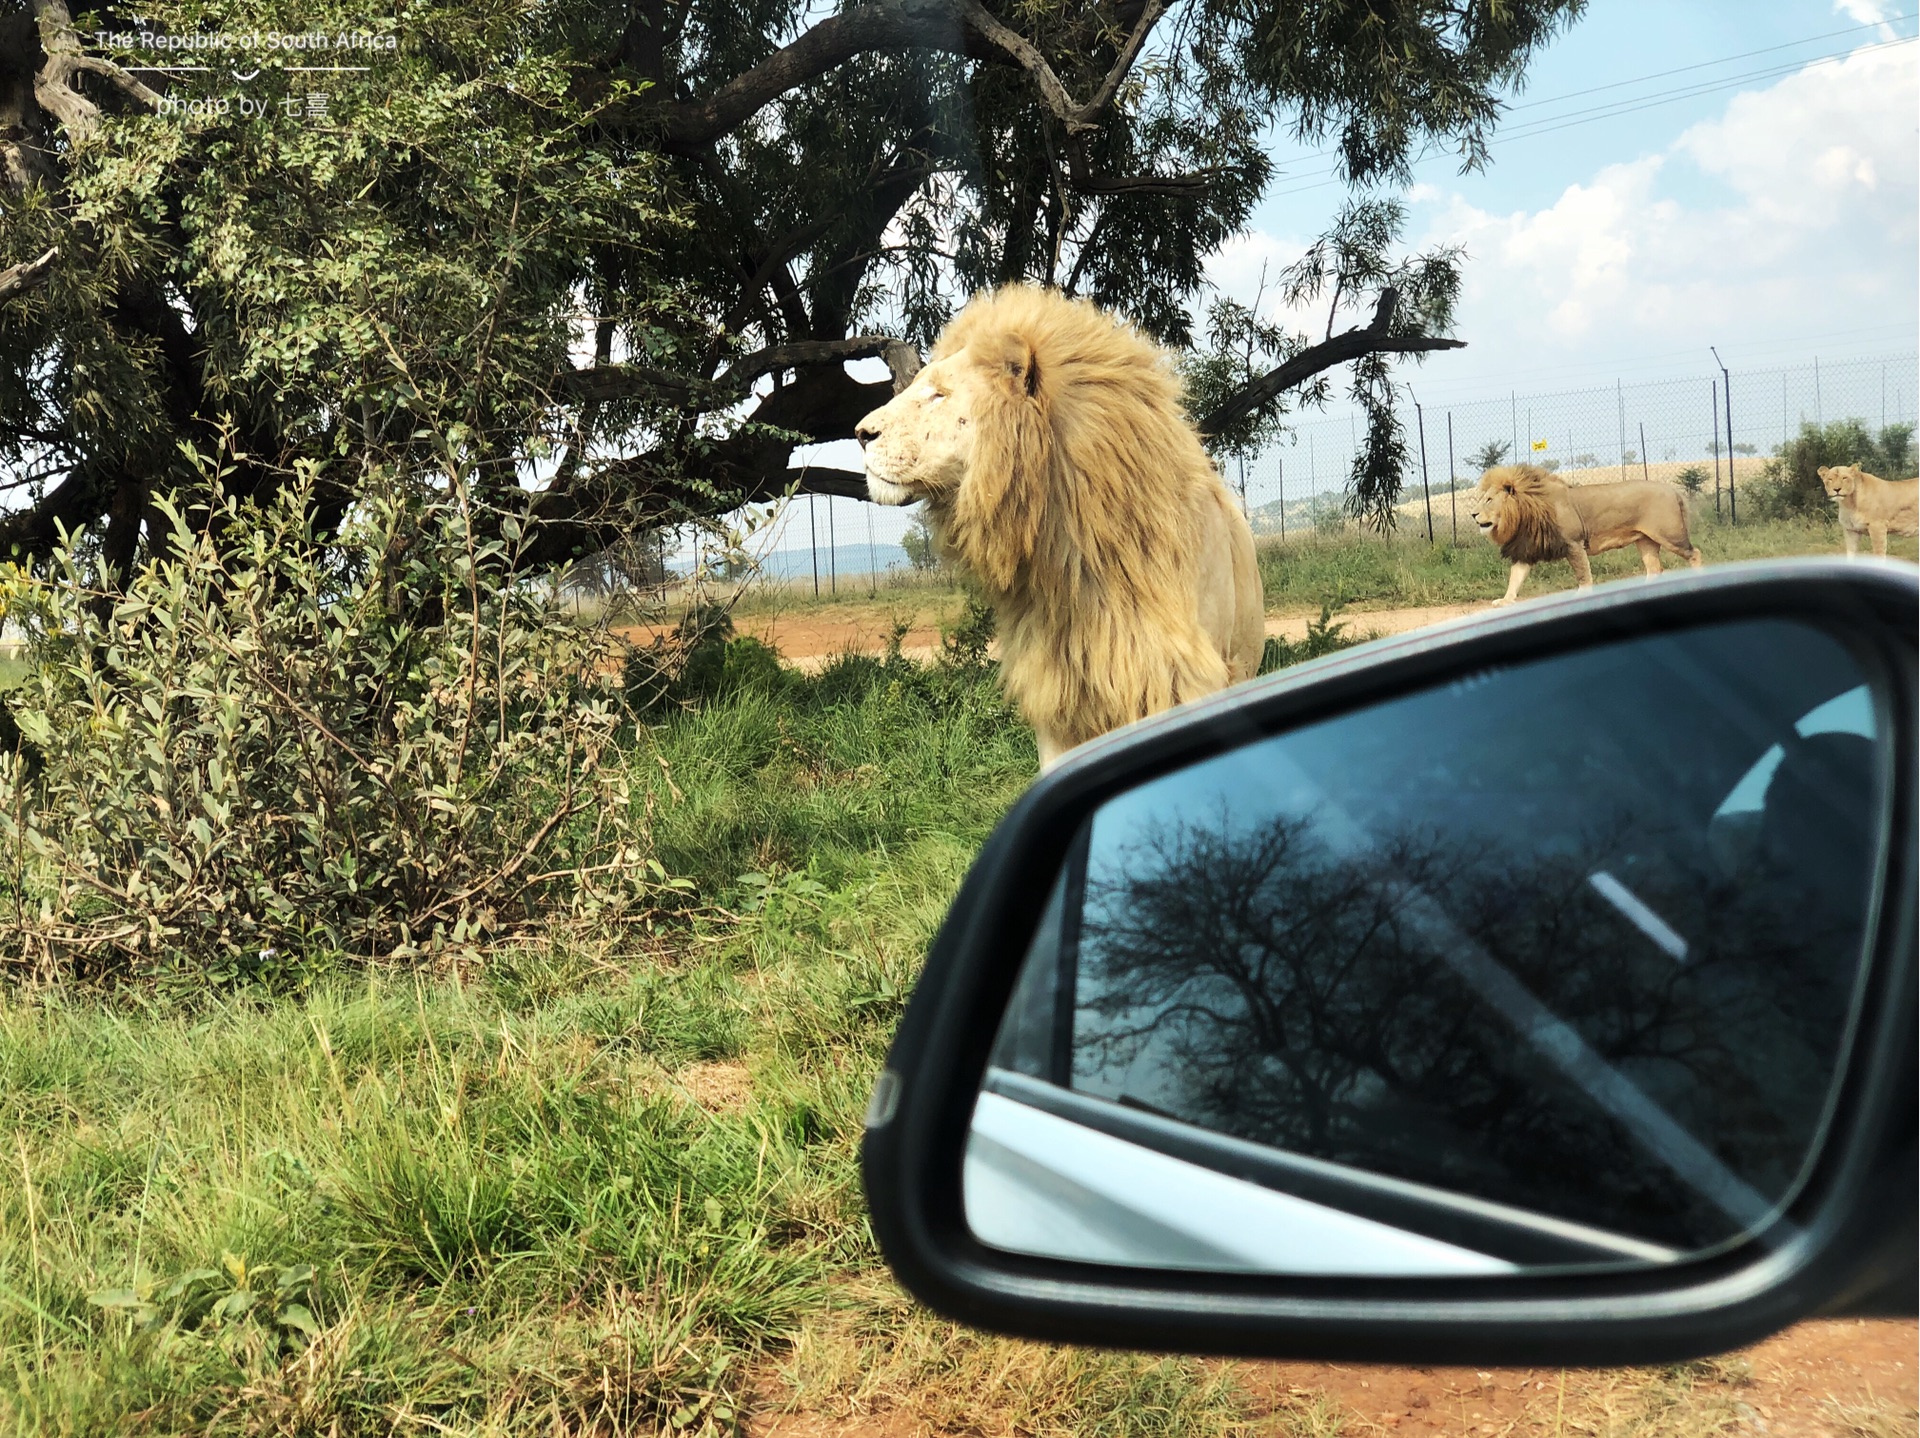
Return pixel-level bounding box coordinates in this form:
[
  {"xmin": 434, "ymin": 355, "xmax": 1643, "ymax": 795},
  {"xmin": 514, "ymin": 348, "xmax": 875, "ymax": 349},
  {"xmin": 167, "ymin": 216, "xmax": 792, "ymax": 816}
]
[
  {"xmin": 867, "ymin": 506, "xmax": 876, "ymax": 597},
  {"xmin": 1278, "ymin": 454, "xmax": 1286, "ymax": 542},
  {"xmin": 1616, "ymin": 379, "xmax": 1627, "ymax": 480},
  {"xmin": 1237, "ymin": 454, "xmax": 1248, "ymax": 520},
  {"xmin": 1415, "ymin": 400, "xmax": 1434, "ymax": 543},
  {"xmin": 1711, "ymin": 379, "xmax": 1723, "ymax": 520},
  {"xmin": 809, "ymin": 492, "xmax": 819, "ymax": 597},
  {"xmin": 1639, "ymin": 422, "xmax": 1650, "ymax": 483},
  {"xmin": 828, "ymin": 496, "xmax": 837, "ymax": 595},
  {"xmin": 1713, "ymin": 347, "xmax": 1736, "ymax": 525},
  {"xmin": 1447, "ymin": 411, "xmax": 1457, "ymax": 545}
]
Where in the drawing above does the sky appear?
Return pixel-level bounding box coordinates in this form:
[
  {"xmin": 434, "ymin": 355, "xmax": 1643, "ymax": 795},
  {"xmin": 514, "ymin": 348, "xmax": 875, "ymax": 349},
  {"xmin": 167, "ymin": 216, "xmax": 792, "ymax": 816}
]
[
  {"xmin": 1215, "ymin": 0, "xmax": 1920, "ymax": 399},
  {"xmin": 778, "ymin": 1, "xmax": 1920, "ymax": 555}
]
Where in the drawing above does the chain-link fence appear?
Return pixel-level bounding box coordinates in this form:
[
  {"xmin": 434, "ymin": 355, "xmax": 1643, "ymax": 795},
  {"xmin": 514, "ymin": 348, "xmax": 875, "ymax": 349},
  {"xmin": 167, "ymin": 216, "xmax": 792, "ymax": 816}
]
[
  {"xmin": 688, "ymin": 350, "xmax": 1918, "ymax": 598},
  {"xmin": 1228, "ymin": 351, "xmax": 1918, "ymax": 544}
]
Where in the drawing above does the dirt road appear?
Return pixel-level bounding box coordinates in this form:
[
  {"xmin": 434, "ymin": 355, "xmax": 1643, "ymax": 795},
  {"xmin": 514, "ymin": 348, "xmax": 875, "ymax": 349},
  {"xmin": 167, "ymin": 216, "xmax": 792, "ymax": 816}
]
[
  {"xmin": 756, "ymin": 1318, "xmax": 1916, "ymax": 1436},
  {"xmin": 615, "ymin": 601, "xmax": 1497, "ymax": 674}
]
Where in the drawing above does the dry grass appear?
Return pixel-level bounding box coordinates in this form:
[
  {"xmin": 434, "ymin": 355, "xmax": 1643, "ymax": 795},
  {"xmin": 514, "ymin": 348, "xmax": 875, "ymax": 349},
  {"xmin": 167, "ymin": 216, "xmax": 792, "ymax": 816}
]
[{"xmin": 772, "ymin": 1280, "xmax": 1252, "ymax": 1437}]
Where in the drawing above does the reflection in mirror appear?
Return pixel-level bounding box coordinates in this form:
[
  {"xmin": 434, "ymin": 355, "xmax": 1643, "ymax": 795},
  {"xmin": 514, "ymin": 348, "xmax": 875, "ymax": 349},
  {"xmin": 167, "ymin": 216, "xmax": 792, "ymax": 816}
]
[{"xmin": 967, "ymin": 620, "xmax": 1887, "ymax": 1276}]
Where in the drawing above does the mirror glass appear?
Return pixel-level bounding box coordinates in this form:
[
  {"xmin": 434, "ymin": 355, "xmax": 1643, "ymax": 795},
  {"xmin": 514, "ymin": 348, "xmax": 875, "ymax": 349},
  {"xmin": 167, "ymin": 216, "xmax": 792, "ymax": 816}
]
[{"xmin": 967, "ymin": 619, "xmax": 1889, "ymax": 1276}]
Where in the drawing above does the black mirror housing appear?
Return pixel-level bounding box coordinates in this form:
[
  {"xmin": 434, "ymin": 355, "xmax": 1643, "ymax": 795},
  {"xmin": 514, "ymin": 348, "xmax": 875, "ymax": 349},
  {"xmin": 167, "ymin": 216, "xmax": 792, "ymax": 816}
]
[{"xmin": 861, "ymin": 559, "xmax": 1917, "ymax": 1367}]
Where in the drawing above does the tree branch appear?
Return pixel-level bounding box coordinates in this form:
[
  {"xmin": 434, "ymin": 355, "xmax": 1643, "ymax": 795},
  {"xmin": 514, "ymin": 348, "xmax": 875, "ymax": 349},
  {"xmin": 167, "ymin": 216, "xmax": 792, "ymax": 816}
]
[
  {"xmin": 1198, "ymin": 294, "xmax": 1465, "ymax": 438},
  {"xmin": 954, "ymin": 0, "xmax": 1078, "ymax": 123},
  {"xmin": 639, "ymin": 0, "xmax": 996, "ymax": 150},
  {"xmin": 0, "ymin": 468, "xmax": 99, "ymax": 563},
  {"xmin": 633, "ymin": 0, "xmax": 1170, "ymax": 152},
  {"xmin": 0, "ymin": 246, "xmax": 57, "ymax": 305},
  {"xmin": 556, "ymin": 334, "xmax": 922, "ymax": 408},
  {"xmin": 1068, "ymin": 164, "xmax": 1237, "ymax": 196},
  {"xmin": 785, "ymin": 466, "xmax": 872, "ymax": 500},
  {"xmin": 31, "ymin": 0, "xmax": 162, "ymax": 144},
  {"xmin": 1070, "ymin": 0, "xmax": 1168, "ymax": 131}
]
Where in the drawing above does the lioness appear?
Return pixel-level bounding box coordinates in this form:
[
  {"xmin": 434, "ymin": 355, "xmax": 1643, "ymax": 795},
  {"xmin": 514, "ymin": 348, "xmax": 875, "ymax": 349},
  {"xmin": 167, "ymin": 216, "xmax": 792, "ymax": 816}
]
[
  {"xmin": 1469, "ymin": 464, "xmax": 1703, "ymax": 606},
  {"xmin": 1817, "ymin": 464, "xmax": 1918, "ymax": 558},
  {"xmin": 855, "ymin": 285, "xmax": 1264, "ymax": 772}
]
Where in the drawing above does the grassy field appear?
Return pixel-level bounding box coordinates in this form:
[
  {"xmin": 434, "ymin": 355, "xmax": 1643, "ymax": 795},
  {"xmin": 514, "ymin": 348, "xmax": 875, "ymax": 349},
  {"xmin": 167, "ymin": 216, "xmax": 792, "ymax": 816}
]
[
  {"xmin": 0, "ymin": 522, "xmax": 1914, "ymax": 1434},
  {"xmin": 1254, "ymin": 509, "xmax": 1909, "ymax": 612},
  {"xmin": 687, "ymin": 508, "xmax": 1913, "ymax": 629}
]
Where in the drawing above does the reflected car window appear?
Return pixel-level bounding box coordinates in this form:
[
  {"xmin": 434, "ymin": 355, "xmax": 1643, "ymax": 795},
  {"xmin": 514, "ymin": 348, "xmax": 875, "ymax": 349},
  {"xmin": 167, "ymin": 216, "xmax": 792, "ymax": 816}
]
[{"xmin": 1061, "ymin": 620, "xmax": 1882, "ymax": 1255}]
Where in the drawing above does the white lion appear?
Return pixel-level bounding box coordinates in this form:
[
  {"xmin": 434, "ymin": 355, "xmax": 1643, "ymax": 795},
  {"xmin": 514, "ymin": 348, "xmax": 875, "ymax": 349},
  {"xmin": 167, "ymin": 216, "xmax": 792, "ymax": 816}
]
[{"xmin": 855, "ymin": 285, "xmax": 1265, "ymax": 771}]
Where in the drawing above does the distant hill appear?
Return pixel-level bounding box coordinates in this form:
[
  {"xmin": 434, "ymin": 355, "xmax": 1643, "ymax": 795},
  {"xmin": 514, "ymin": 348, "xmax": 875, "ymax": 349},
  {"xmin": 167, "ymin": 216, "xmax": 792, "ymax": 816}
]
[{"xmin": 734, "ymin": 542, "xmax": 913, "ymax": 582}]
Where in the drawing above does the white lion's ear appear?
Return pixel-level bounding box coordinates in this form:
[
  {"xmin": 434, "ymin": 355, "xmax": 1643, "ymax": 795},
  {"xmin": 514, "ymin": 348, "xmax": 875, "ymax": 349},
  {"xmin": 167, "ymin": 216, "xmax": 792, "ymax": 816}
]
[{"xmin": 980, "ymin": 329, "xmax": 1041, "ymax": 399}]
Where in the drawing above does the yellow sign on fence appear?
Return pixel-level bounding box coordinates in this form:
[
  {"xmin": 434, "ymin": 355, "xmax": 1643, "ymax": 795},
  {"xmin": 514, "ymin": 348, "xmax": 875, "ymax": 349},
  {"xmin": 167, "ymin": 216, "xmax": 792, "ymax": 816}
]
[{"xmin": 1531, "ymin": 438, "xmax": 1549, "ymax": 452}]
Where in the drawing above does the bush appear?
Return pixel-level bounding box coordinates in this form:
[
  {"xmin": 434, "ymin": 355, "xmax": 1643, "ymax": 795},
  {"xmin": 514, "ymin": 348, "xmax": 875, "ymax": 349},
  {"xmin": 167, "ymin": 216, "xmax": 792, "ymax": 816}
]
[
  {"xmin": 0, "ymin": 481, "xmax": 657, "ymax": 983},
  {"xmin": 1745, "ymin": 419, "xmax": 1917, "ymax": 521},
  {"xmin": 1677, "ymin": 465, "xmax": 1709, "ymax": 495},
  {"xmin": 623, "ymin": 605, "xmax": 790, "ymax": 715},
  {"xmin": 938, "ymin": 596, "xmax": 997, "ymax": 669},
  {"xmin": 1258, "ymin": 602, "xmax": 1371, "ymax": 674}
]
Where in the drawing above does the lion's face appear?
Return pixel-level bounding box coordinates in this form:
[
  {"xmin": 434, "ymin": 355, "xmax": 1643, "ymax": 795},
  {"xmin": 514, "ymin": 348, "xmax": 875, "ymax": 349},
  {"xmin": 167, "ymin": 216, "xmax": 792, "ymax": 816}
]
[
  {"xmin": 855, "ymin": 351, "xmax": 993, "ymax": 506},
  {"xmin": 1818, "ymin": 465, "xmax": 1861, "ymax": 502},
  {"xmin": 1468, "ymin": 473, "xmax": 1520, "ymax": 543}
]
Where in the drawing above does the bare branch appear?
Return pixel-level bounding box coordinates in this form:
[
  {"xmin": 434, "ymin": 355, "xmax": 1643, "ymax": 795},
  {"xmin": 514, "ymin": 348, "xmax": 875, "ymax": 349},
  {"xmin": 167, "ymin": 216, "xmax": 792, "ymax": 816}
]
[
  {"xmin": 1070, "ymin": 0, "xmax": 1169, "ymax": 131},
  {"xmin": 640, "ymin": 0, "xmax": 1000, "ymax": 150},
  {"xmin": 31, "ymin": 0, "xmax": 161, "ymax": 144},
  {"xmin": 786, "ymin": 466, "xmax": 872, "ymax": 500},
  {"xmin": 634, "ymin": 0, "xmax": 1170, "ymax": 151},
  {"xmin": 955, "ymin": 0, "xmax": 1077, "ymax": 123},
  {"xmin": 557, "ymin": 333, "xmax": 922, "ymax": 408},
  {"xmin": 0, "ymin": 246, "xmax": 57, "ymax": 305},
  {"xmin": 1069, "ymin": 165, "xmax": 1236, "ymax": 196},
  {"xmin": 1199, "ymin": 295, "xmax": 1466, "ymax": 439},
  {"xmin": 718, "ymin": 333, "xmax": 922, "ymax": 390}
]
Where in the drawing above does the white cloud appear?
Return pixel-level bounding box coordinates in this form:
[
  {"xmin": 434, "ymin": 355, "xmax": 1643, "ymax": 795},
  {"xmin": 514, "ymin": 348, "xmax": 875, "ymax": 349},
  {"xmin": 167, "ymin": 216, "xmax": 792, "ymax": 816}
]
[
  {"xmin": 1409, "ymin": 40, "xmax": 1916, "ymax": 385},
  {"xmin": 1833, "ymin": 0, "xmax": 1901, "ymax": 40}
]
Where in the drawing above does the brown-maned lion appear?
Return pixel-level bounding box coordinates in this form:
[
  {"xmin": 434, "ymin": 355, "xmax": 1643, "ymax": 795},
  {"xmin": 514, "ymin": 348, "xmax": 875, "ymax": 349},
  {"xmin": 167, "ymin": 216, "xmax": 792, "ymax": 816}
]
[
  {"xmin": 1817, "ymin": 464, "xmax": 1919, "ymax": 557},
  {"xmin": 854, "ymin": 285, "xmax": 1264, "ymax": 771},
  {"xmin": 1468, "ymin": 464, "xmax": 1703, "ymax": 606}
]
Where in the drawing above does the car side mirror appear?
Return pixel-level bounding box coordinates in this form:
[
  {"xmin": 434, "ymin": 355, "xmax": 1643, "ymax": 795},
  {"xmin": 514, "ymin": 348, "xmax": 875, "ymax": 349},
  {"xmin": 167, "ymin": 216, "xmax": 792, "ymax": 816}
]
[{"xmin": 862, "ymin": 559, "xmax": 1916, "ymax": 1366}]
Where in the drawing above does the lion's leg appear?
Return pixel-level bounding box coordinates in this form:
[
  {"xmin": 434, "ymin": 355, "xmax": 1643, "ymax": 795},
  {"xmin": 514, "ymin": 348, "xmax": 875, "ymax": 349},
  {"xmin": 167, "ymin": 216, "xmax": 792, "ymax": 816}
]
[
  {"xmin": 1841, "ymin": 524, "xmax": 1861, "ymax": 558},
  {"xmin": 1871, "ymin": 522, "xmax": 1889, "ymax": 557},
  {"xmin": 1566, "ymin": 543, "xmax": 1594, "ymax": 589},
  {"xmin": 1688, "ymin": 546, "xmax": 1704, "ymax": 569},
  {"xmin": 1634, "ymin": 536, "xmax": 1663, "ymax": 578},
  {"xmin": 1492, "ymin": 561, "xmax": 1530, "ymax": 607}
]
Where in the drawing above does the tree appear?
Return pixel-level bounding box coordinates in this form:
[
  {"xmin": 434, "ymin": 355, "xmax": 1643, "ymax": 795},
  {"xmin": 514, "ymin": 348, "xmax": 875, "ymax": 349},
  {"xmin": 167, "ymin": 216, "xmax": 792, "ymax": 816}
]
[
  {"xmin": 900, "ymin": 515, "xmax": 940, "ymax": 571},
  {"xmin": 1465, "ymin": 439, "xmax": 1510, "ymax": 473},
  {"xmin": 2, "ymin": 0, "xmax": 1586, "ymax": 585}
]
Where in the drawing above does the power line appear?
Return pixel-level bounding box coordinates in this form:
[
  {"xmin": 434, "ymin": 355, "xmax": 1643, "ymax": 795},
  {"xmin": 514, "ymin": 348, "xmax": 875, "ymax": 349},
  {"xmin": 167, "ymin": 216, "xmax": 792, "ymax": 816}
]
[
  {"xmin": 1262, "ymin": 25, "xmax": 1916, "ymax": 195},
  {"xmin": 1502, "ymin": 13, "xmax": 1912, "ymax": 112}
]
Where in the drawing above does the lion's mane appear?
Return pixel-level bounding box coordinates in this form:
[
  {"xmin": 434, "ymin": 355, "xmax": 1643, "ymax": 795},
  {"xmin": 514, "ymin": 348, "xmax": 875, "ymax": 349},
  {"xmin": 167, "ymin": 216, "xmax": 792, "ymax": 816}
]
[
  {"xmin": 920, "ymin": 285, "xmax": 1262, "ymax": 754},
  {"xmin": 1482, "ymin": 465, "xmax": 1574, "ymax": 564}
]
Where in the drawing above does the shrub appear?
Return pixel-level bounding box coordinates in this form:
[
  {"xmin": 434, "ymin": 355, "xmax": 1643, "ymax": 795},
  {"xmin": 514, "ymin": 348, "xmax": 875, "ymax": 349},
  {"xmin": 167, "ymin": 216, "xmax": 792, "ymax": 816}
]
[
  {"xmin": 938, "ymin": 596, "xmax": 997, "ymax": 670},
  {"xmin": 0, "ymin": 480, "xmax": 657, "ymax": 983},
  {"xmin": 1258, "ymin": 602, "xmax": 1371, "ymax": 674},
  {"xmin": 623, "ymin": 605, "xmax": 790, "ymax": 715},
  {"xmin": 1677, "ymin": 465, "xmax": 1708, "ymax": 495}
]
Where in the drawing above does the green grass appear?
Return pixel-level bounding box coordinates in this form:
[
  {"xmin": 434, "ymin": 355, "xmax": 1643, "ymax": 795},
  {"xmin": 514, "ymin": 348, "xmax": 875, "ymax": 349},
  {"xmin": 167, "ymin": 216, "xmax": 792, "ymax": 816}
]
[
  {"xmin": 0, "ymin": 655, "xmax": 1257, "ymax": 1435},
  {"xmin": 1257, "ymin": 509, "xmax": 1913, "ymax": 612},
  {"xmin": 0, "ymin": 513, "xmax": 1908, "ymax": 1434}
]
